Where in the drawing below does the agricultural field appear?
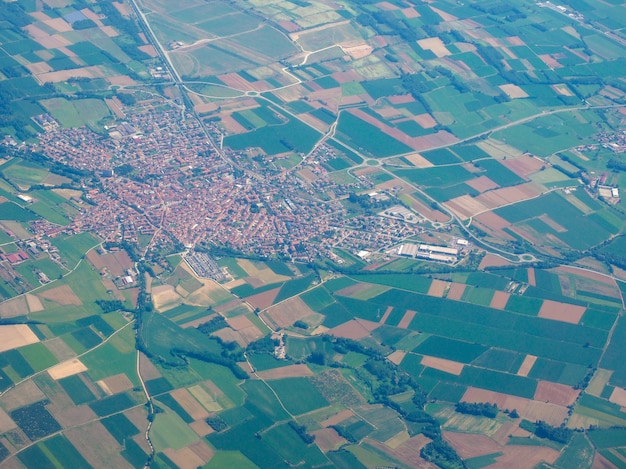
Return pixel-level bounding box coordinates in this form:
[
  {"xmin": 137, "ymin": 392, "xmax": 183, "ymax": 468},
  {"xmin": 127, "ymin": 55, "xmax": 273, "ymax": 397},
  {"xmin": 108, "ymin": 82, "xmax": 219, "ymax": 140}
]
[{"xmin": 0, "ymin": 0, "xmax": 625, "ymax": 466}]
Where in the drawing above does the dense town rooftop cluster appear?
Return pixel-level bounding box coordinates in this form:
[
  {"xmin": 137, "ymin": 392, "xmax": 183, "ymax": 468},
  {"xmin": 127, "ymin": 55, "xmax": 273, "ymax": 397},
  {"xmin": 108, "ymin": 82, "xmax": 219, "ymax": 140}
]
[{"xmin": 36, "ymin": 100, "xmax": 420, "ymax": 261}]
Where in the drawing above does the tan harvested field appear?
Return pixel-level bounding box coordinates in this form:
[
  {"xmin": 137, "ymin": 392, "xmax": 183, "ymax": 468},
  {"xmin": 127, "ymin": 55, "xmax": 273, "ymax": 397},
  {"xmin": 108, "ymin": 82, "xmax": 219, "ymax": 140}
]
[
  {"xmin": 499, "ymin": 84, "xmax": 529, "ymax": 98},
  {"xmin": 446, "ymin": 194, "xmax": 489, "ymax": 219},
  {"xmin": 66, "ymin": 421, "xmax": 131, "ymax": 469},
  {"xmin": 444, "ymin": 431, "xmax": 560, "ymax": 468},
  {"xmin": 152, "ymin": 284, "xmax": 182, "ymax": 311},
  {"xmin": 474, "ymin": 211, "xmax": 512, "ymax": 233},
  {"xmin": 527, "ymin": 267, "xmax": 536, "ymax": 286},
  {"xmin": 321, "ymin": 409, "xmax": 354, "ymax": 427},
  {"xmin": 265, "ymin": 296, "xmax": 315, "ymax": 328},
  {"xmin": 491, "ymin": 421, "xmax": 518, "ymax": 445},
  {"xmin": 164, "ymin": 446, "xmax": 206, "ymax": 469},
  {"xmin": 0, "ymin": 325, "xmax": 40, "ymax": 352},
  {"xmin": 554, "ymin": 265, "xmax": 617, "ymax": 286},
  {"xmin": 414, "ymin": 113, "xmax": 438, "ymax": 128},
  {"xmin": 397, "ymin": 310, "xmax": 416, "ymax": 329},
  {"xmin": 329, "ymin": 318, "xmax": 378, "ymax": 339},
  {"xmin": 446, "ymin": 283, "xmax": 467, "ymax": 300},
  {"xmin": 538, "ymin": 299, "xmax": 586, "ymax": 324},
  {"xmin": 462, "ymin": 387, "xmax": 568, "ymax": 426},
  {"xmin": 0, "ymin": 296, "xmax": 28, "ymax": 318},
  {"xmin": 417, "ymin": 37, "xmax": 451, "ymax": 57},
  {"xmin": 39, "ymin": 66, "xmax": 105, "ymax": 82},
  {"xmin": 0, "ymin": 408, "xmax": 16, "ymax": 433},
  {"xmin": 25, "ymin": 294, "xmax": 44, "ymax": 313},
  {"xmin": 139, "ymin": 352, "xmax": 162, "ymax": 380},
  {"xmin": 534, "ymin": 381, "xmax": 579, "ymax": 406},
  {"xmin": 337, "ymin": 282, "xmax": 376, "ymax": 297},
  {"xmin": 379, "ymin": 306, "xmax": 393, "ymax": 324},
  {"xmin": 421, "ymin": 356, "xmax": 464, "ymax": 375},
  {"xmin": 26, "ymin": 61, "xmax": 52, "ymax": 74},
  {"xmin": 517, "ymin": 355, "xmax": 537, "ymax": 376},
  {"xmin": 171, "ymin": 388, "xmax": 210, "ymax": 420},
  {"xmin": 48, "ymin": 358, "xmax": 87, "ymax": 380},
  {"xmin": 2, "ymin": 380, "xmax": 46, "ymax": 411},
  {"xmin": 374, "ymin": 434, "xmax": 434, "ymax": 469},
  {"xmin": 594, "ymin": 452, "xmax": 619, "ymax": 469},
  {"xmin": 475, "ymin": 184, "xmax": 542, "ymax": 210},
  {"xmin": 190, "ymin": 419, "xmax": 214, "ymax": 437},
  {"xmin": 237, "ymin": 259, "xmax": 290, "ymax": 285},
  {"xmin": 256, "ymin": 364, "xmax": 313, "ymax": 380},
  {"xmin": 180, "ymin": 313, "xmax": 215, "ymax": 329},
  {"xmin": 312, "ymin": 428, "xmax": 347, "ymax": 452},
  {"xmin": 38, "ymin": 284, "xmax": 82, "ymax": 306},
  {"xmin": 50, "ymin": 403, "xmax": 96, "ymax": 429},
  {"xmin": 479, "ymin": 254, "xmax": 514, "ymax": 269},
  {"xmin": 102, "ymin": 373, "xmax": 134, "ymax": 395},
  {"xmin": 467, "ymin": 175, "xmax": 499, "ymax": 192},
  {"xmin": 609, "ymin": 387, "xmax": 626, "ymax": 407},
  {"xmin": 388, "ymin": 350, "xmax": 406, "ymax": 365},
  {"xmin": 246, "ymin": 287, "xmax": 280, "ymax": 310},
  {"xmin": 403, "ymin": 152, "xmax": 434, "ymax": 167},
  {"xmin": 501, "ymin": 154, "xmax": 545, "ymax": 177},
  {"xmin": 428, "ymin": 279, "xmax": 449, "ymax": 297},
  {"xmin": 490, "ymin": 290, "xmax": 510, "ymax": 309},
  {"xmin": 87, "ymin": 250, "xmax": 133, "ymax": 277}
]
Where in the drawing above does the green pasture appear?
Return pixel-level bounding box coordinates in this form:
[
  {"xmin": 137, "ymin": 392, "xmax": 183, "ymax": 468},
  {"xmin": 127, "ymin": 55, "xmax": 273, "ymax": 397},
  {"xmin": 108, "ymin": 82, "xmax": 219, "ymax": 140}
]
[
  {"xmin": 40, "ymin": 97, "xmax": 110, "ymax": 129},
  {"xmin": 225, "ymin": 115, "xmax": 319, "ymax": 155},
  {"xmin": 271, "ymin": 377, "xmax": 329, "ymax": 415},
  {"xmin": 336, "ymin": 112, "xmax": 412, "ymax": 158}
]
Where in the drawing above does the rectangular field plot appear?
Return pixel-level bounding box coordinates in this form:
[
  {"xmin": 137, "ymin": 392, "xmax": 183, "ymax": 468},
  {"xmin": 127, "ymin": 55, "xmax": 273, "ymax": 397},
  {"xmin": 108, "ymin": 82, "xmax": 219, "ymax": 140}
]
[{"xmin": 336, "ymin": 112, "xmax": 412, "ymax": 158}]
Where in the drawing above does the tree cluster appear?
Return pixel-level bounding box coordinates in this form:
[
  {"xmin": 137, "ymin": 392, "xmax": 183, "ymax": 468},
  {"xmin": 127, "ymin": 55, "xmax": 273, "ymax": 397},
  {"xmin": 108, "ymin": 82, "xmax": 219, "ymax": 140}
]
[{"xmin": 455, "ymin": 402, "xmax": 498, "ymax": 418}]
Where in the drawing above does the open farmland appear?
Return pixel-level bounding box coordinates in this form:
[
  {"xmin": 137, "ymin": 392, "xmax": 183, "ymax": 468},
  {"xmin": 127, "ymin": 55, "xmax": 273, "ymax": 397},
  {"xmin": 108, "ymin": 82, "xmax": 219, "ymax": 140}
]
[{"xmin": 0, "ymin": 0, "xmax": 625, "ymax": 466}]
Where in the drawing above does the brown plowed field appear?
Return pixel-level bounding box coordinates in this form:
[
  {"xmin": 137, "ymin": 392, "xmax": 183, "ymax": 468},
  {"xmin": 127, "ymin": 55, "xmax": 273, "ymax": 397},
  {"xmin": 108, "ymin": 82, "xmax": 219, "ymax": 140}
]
[
  {"xmin": 421, "ymin": 356, "xmax": 464, "ymax": 375},
  {"xmin": 38, "ymin": 284, "xmax": 82, "ymax": 305},
  {"xmin": 446, "ymin": 283, "xmax": 467, "ymax": 300},
  {"xmin": 163, "ymin": 447, "xmax": 206, "ymax": 469},
  {"xmin": 388, "ymin": 350, "xmax": 406, "ymax": 365},
  {"xmin": 256, "ymin": 364, "xmax": 313, "ymax": 380},
  {"xmin": 171, "ymin": 388, "xmax": 210, "ymax": 421},
  {"xmin": 554, "ymin": 266, "xmax": 617, "ymax": 286},
  {"xmin": 398, "ymin": 310, "xmax": 416, "ymax": 328},
  {"xmin": 321, "ymin": 409, "xmax": 354, "ymax": 427},
  {"xmin": 246, "ymin": 287, "xmax": 280, "ymax": 310},
  {"xmin": 479, "ymin": 254, "xmax": 513, "ymax": 269},
  {"xmin": 538, "ymin": 299, "xmax": 586, "ymax": 324},
  {"xmin": 467, "ymin": 176, "xmax": 499, "ymax": 192},
  {"xmin": 490, "ymin": 291, "xmax": 510, "ymax": 309},
  {"xmin": 380, "ymin": 306, "xmax": 393, "ymax": 323},
  {"xmin": 445, "ymin": 431, "xmax": 560, "ymax": 468},
  {"xmin": 428, "ymin": 279, "xmax": 449, "ymax": 297},
  {"xmin": 329, "ymin": 319, "xmax": 370, "ymax": 339},
  {"xmin": 462, "ymin": 387, "xmax": 568, "ymax": 426},
  {"xmin": 312, "ymin": 428, "xmax": 347, "ymax": 452},
  {"xmin": 66, "ymin": 421, "xmax": 131, "ymax": 469},
  {"xmin": 534, "ymin": 381, "xmax": 579, "ymax": 406},
  {"xmin": 265, "ymin": 296, "xmax": 315, "ymax": 328},
  {"xmin": 517, "ymin": 355, "xmax": 537, "ymax": 377},
  {"xmin": 501, "ymin": 155, "xmax": 544, "ymax": 177},
  {"xmin": 367, "ymin": 437, "xmax": 435, "ymax": 468},
  {"xmin": 446, "ymin": 195, "xmax": 489, "ymax": 219}
]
